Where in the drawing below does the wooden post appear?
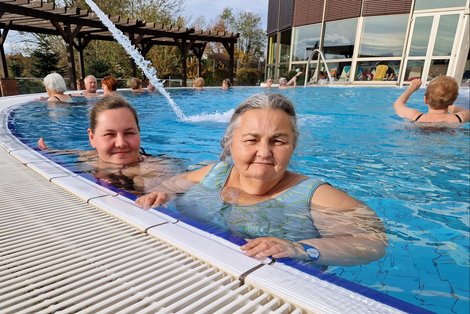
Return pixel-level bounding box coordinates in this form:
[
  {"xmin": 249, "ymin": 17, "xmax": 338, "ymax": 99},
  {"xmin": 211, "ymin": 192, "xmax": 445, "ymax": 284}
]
[
  {"xmin": 0, "ymin": 22, "xmax": 11, "ymax": 79},
  {"xmin": 224, "ymin": 42, "xmax": 235, "ymax": 84}
]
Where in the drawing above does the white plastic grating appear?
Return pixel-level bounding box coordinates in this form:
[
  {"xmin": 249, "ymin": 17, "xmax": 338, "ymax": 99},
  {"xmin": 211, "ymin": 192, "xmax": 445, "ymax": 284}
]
[
  {"xmin": 0, "ymin": 151, "xmax": 306, "ymax": 314},
  {"xmin": 1, "ymin": 95, "xmax": 409, "ymax": 314}
]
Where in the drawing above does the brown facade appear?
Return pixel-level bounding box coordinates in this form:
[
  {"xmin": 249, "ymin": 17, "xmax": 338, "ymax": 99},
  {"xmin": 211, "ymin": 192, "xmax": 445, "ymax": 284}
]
[
  {"xmin": 272, "ymin": 0, "xmax": 414, "ymax": 30},
  {"xmin": 267, "ymin": 0, "xmax": 280, "ymax": 35},
  {"xmin": 293, "ymin": 0, "xmax": 324, "ymax": 27},
  {"xmin": 324, "ymin": 0, "xmax": 362, "ymax": 22},
  {"xmin": 279, "ymin": 0, "xmax": 295, "ymax": 31},
  {"xmin": 362, "ymin": 0, "xmax": 413, "ymax": 17},
  {"xmin": 267, "ymin": 0, "xmax": 295, "ymax": 34}
]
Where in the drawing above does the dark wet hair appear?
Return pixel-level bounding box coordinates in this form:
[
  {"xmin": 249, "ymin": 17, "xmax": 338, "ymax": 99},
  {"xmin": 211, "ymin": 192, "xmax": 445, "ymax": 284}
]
[
  {"xmin": 222, "ymin": 79, "xmax": 232, "ymax": 87},
  {"xmin": 220, "ymin": 93, "xmax": 298, "ymax": 160},
  {"xmin": 89, "ymin": 94, "xmax": 140, "ymax": 133}
]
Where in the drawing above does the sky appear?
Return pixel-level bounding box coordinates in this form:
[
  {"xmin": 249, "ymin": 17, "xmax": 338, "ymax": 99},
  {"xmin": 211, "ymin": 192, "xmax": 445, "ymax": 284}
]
[
  {"xmin": 4, "ymin": 0, "xmax": 269, "ymax": 55},
  {"xmin": 182, "ymin": 0, "xmax": 269, "ymax": 29}
]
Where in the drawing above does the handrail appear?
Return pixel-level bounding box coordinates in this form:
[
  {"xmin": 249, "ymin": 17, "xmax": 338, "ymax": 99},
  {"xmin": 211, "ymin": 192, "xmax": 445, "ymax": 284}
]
[{"xmin": 304, "ymin": 49, "xmax": 333, "ymax": 86}]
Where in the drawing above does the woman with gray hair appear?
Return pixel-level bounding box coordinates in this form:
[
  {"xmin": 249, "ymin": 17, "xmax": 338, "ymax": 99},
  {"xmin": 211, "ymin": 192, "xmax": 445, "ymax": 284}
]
[
  {"xmin": 136, "ymin": 93, "xmax": 387, "ymax": 267},
  {"xmin": 43, "ymin": 72, "xmax": 73, "ymax": 102}
]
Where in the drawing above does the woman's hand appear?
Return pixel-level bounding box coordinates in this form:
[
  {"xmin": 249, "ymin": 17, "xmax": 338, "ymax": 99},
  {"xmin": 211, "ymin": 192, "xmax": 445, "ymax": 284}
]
[
  {"xmin": 38, "ymin": 137, "xmax": 48, "ymax": 150},
  {"xmin": 409, "ymin": 78, "xmax": 422, "ymax": 91},
  {"xmin": 240, "ymin": 237, "xmax": 306, "ymax": 260},
  {"xmin": 135, "ymin": 191, "xmax": 170, "ymax": 209}
]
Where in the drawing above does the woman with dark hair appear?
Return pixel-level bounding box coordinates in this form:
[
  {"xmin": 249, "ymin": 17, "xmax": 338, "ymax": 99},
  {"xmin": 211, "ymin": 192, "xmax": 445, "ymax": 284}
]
[{"xmin": 39, "ymin": 94, "xmax": 180, "ymax": 195}]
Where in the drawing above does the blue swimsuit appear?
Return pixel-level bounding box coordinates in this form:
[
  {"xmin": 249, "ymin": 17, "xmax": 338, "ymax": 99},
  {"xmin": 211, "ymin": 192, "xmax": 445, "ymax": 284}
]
[{"xmin": 174, "ymin": 162, "xmax": 326, "ymax": 241}]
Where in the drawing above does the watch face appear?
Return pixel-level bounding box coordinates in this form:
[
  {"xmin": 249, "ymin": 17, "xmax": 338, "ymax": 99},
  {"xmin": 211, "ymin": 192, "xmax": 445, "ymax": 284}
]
[{"xmin": 306, "ymin": 247, "xmax": 320, "ymax": 260}]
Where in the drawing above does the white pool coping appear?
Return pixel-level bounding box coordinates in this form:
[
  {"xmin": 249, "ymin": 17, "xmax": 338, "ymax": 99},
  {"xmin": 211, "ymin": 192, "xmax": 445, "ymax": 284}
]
[{"xmin": 0, "ymin": 92, "xmax": 421, "ymax": 313}]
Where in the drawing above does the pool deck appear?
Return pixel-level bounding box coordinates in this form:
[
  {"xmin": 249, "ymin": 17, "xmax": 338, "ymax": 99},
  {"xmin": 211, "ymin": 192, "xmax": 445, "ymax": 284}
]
[{"xmin": 0, "ymin": 93, "xmax": 412, "ymax": 313}]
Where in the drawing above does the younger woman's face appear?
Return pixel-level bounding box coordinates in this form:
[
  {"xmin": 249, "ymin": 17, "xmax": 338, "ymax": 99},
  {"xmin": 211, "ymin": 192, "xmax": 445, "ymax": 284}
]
[{"xmin": 88, "ymin": 108, "xmax": 141, "ymax": 165}]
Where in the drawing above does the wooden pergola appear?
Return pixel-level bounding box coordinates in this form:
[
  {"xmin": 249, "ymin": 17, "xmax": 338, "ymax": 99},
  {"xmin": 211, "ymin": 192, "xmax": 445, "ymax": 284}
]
[{"xmin": 0, "ymin": 0, "xmax": 239, "ymax": 89}]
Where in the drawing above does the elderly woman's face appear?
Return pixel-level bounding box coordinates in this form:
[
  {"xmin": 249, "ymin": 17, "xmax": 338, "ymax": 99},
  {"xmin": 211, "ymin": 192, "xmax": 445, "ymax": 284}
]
[{"xmin": 230, "ymin": 109, "xmax": 295, "ymax": 182}]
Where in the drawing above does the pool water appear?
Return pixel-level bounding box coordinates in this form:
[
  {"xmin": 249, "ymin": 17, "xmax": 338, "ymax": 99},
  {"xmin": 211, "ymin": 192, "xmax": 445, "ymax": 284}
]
[{"xmin": 9, "ymin": 86, "xmax": 470, "ymax": 313}]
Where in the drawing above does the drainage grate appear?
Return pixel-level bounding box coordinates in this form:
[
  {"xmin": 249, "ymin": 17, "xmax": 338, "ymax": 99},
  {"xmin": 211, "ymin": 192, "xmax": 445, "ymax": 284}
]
[{"xmin": 0, "ymin": 155, "xmax": 305, "ymax": 314}]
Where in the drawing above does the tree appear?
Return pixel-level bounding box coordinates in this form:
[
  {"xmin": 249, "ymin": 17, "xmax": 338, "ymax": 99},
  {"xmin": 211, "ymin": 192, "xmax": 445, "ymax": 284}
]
[
  {"xmin": 29, "ymin": 35, "xmax": 65, "ymax": 78},
  {"xmin": 8, "ymin": 54, "xmax": 26, "ymax": 77},
  {"xmin": 232, "ymin": 11, "xmax": 265, "ymax": 61},
  {"xmin": 215, "ymin": 8, "xmax": 265, "ymax": 60}
]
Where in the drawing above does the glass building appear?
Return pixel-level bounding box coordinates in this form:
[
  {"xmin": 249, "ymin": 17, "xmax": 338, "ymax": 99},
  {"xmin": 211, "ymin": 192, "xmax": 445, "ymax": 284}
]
[{"xmin": 266, "ymin": 0, "xmax": 470, "ymax": 86}]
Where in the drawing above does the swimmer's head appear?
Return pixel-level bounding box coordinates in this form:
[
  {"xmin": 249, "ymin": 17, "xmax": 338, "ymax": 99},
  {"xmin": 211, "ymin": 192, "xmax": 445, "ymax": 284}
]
[
  {"xmin": 89, "ymin": 94, "xmax": 140, "ymax": 133},
  {"xmin": 220, "ymin": 93, "xmax": 298, "ymax": 160},
  {"xmin": 278, "ymin": 77, "xmax": 288, "ymax": 86},
  {"xmin": 130, "ymin": 77, "xmax": 142, "ymax": 90},
  {"xmin": 43, "ymin": 72, "xmax": 67, "ymax": 94},
  {"xmin": 425, "ymin": 76, "xmax": 459, "ymax": 110}
]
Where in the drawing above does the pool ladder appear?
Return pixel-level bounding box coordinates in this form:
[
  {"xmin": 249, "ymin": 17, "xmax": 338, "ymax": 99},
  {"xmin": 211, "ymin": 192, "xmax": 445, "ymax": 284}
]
[{"xmin": 304, "ymin": 48, "xmax": 333, "ymax": 86}]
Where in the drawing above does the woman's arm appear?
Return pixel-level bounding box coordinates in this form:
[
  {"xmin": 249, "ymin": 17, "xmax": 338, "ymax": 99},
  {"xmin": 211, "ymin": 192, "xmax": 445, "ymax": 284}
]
[
  {"xmin": 241, "ymin": 184, "xmax": 387, "ymax": 266},
  {"xmin": 305, "ymin": 184, "xmax": 387, "ymax": 265},
  {"xmin": 134, "ymin": 163, "xmax": 215, "ymax": 209},
  {"xmin": 38, "ymin": 137, "xmax": 96, "ymax": 160},
  {"xmin": 287, "ymin": 71, "xmax": 303, "ymax": 87},
  {"xmin": 393, "ymin": 79, "xmax": 423, "ymax": 120},
  {"xmin": 448, "ymin": 105, "xmax": 470, "ymax": 123}
]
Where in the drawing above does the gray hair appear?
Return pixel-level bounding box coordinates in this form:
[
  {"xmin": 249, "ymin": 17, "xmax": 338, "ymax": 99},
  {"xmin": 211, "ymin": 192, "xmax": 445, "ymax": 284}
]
[
  {"xmin": 279, "ymin": 77, "xmax": 288, "ymax": 85},
  {"xmin": 220, "ymin": 93, "xmax": 299, "ymax": 160},
  {"xmin": 84, "ymin": 75, "xmax": 97, "ymax": 84},
  {"xmin": 43, "ymin": 72, "xmax": 67, "ymax": 93}
]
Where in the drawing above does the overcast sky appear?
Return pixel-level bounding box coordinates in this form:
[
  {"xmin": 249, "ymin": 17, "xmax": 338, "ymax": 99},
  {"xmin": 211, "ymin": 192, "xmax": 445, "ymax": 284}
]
[
  {"xmin": 5, "ymin": 0, "xmax": 269, "ymax": 55},
  {"xmin": 183, "ymin": 0, "xmax": 269, "ymax": 29}
]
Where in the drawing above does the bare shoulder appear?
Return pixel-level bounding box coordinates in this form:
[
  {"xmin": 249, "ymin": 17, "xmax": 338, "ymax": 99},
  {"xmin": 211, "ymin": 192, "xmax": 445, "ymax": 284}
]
[
  {"xmin": 311, "ymin": 184, "xmax": 362, "ymax": 209},
  {"xmin": 186, "ymin": 163, "xmax": 217, "ymax": 182}
]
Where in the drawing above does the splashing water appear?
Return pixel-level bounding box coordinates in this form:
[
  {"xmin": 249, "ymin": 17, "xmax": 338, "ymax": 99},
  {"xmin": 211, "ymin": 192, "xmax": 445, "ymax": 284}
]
[
  {"xmin": 185, "ymin": 109, "xmax": 234, "ymax": 123},
  {"xmin": 85, "ymin": 0, "xmax": 188, "ymax": 121}
]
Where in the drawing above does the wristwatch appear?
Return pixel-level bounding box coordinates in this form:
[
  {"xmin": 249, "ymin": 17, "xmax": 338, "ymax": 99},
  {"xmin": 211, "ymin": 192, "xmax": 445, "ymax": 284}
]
[{"xmin": 299, "ymin": 243, "xmax": 320, "ymax": 261}]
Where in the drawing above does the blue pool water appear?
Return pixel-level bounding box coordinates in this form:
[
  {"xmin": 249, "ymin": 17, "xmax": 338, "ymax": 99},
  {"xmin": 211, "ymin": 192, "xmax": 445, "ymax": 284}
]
[{"xmin": 9, "ymin": 86, "xmax": 470, "ymax": 313}]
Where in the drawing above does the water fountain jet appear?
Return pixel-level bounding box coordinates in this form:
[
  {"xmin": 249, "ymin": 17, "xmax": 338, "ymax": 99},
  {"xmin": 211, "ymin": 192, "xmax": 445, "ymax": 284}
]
[{"xmin": 85, "ymin": 0, "xmax": 187, "ymax": 121}]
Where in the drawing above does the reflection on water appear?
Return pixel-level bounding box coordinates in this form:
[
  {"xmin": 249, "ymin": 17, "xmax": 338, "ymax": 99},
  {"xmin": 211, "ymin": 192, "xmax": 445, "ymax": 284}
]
[{"xmin": 9, "ymin": 87, "xmax": 470, "ymax": 314}]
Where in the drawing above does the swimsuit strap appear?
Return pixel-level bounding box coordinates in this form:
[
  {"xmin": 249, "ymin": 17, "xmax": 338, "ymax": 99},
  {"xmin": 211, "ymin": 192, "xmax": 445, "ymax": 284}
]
[
  {"xmin": 455, "ymin": 114, "xmax": 463, "ymax": 123},
  {"xmin": 54, "ymin": 95, "xmax": 61, "ymax": 101},
  {"xmin": 139, "ymin": 147, "xmax": 152, "ymax": 156},
  {"xmin": 414, "ymin": 113, "xmax": 423, "ymax": 122}
]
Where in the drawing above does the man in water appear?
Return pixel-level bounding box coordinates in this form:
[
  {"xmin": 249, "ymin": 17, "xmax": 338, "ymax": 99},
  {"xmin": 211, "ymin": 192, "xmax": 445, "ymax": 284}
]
[{"xmin": 74, "ymin": 75, "xmax": 100, "ymax": 97}]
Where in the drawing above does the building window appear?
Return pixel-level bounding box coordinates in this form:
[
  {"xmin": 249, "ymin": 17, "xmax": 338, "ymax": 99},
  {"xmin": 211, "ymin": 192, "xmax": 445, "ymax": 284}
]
[
  {"xmin": 409, "ymin": 16, "xmax": 433, "ymax": 56},
  {"xmin": 428, "ymin": 60, "xmax": 449, "ymax": 81},
  {"xmin": 414, "ymin": 0, "xmax": 467, "ymax": 10},
  {"xmin": 359, "ymin": 15, "xmax": 408, "ymax": 58},
  {"xmin": 404, "ymin": 60, "xmax": 425, "ymax": 81},
  {"xmin": 355, "ymin": 61, "xmax": 400, "ymax": 81},
  {"xmin": 278, "ymin": 64, "xmax": 289, "ymax": 79},
  {"xmin": 463, "ymin": 50, "xmax": 470, "ymax": 86},
  {"xmin": 293, "ymin": 24, "xmax": 321, "ymax": 61},
  {"xmin": 433, "ymin": 14, "xmax": 459, "ymax": 56},
  {"xmin": 327, "ymin": 62, "xmax": 352, "ymax": 81},
  {"xmin": 323, "ymin": 18, "xmax": 357, "ymax": 59},
  {"xmin": 266, "ymin": 66, "xmax": 275, "ymax": 81},
  {"xmin": 267, "ymin": 34, "xmax": 277, "ymax": 64},
  {"xmin": 279, "ymin": 29, "xmax": 292, "ymax": 63}
]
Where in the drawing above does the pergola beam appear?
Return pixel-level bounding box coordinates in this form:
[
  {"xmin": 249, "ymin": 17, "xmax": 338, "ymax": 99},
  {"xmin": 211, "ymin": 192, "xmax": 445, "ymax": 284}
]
[{"xmin": 0, "ymin": 0, "xmax": 239, "ymax": 87}]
